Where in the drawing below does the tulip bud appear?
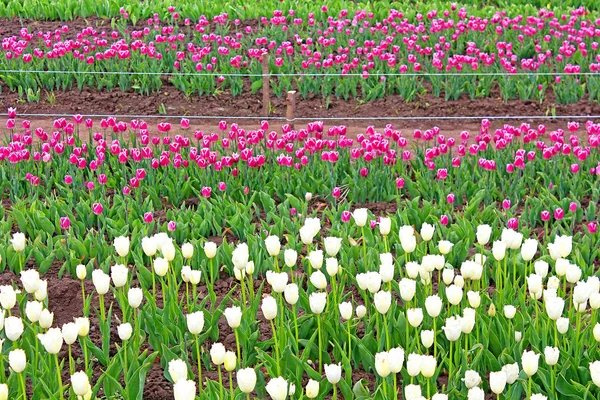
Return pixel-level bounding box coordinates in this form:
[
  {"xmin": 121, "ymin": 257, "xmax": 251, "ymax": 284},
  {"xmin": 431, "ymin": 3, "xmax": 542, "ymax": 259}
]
[
  {"xmin": 407, "ymin": 308, "xmax": 424, "ymax": 327},
  {"xmin": 169, "ymin": 359, "xmax": 188, "ymax": 384},
  {"xmin": 110, "ymin": 264, "xmax": 128, "ymax": 288},
  {"xmin": 75, "ymin": 317, "xmax": 90, "ymax": 337},
  {"xmin": 284, "ymin": 249, "xmax": 298, "ymax": 268},
  {"xmin": 284, "ymin": 283, "xmax": 299, "ymax": 305},
  {"xmin": 420, "ymin": 223, "xmax": 435, "ymax": 241},
  {"xmin": 186, "ymin": 311, "xmax": 204, "ymax": 335},
  {"xmin": 8, "ymin": 349, "xmax": 26, "ymax": 373},
  {"xmin": 25, "ymin": 301, "xmax": 43, "ymax": 323},
  {"xmin": 92, "ymin": 269, "xmax": 110, "ymax": 294},
  {"xmin": 0, "ymin": 383, "xmax": 7, "ymax": 400},
  {"xmin": 406, "ymin": 353, "xmax": 422, "ymax": 377},
  {"xmin": 374, "ymin": 290, "xmax": 392, "ymax": 314},
  {"xmin": 379, "ymin": 217, "xmax": 391, "ymax": 236},
  {"xmin": 39, "ymin": 309, "xmax": 53, "ymax": 329},
  {"xmin": 62, "ymin": 322, "xmax": 79, "ymax": 345},
  {"xmin": 420, "ymin": 355, "xmax": 437, "ymax": 378},
  {"xmin": 265, "ymin": 235, "xmax": 281, "ymax": 256},
  {"xmin": 237, "ymin": 368, "xmax": 257, "ymax": 393},
  {"xmin": 339, "ymin": 301, "xmax": 352, "ymax": 320},
  {"xmin": 522, "ymin": 350, "xmax": 540, "ymax": 376},
  {"xmin": 10, "ymin": 232, "xmax": 26, "ymax": 252},
  {"xmin": 324, "ymin": 363, "xmax": 342, "ymax": 384},
  {"xmin": 181, "ymin": 243, "xmax": 194, "ymax": 259},
  {"xmin": 463, "ymin": 370, "xmax": 482, "ymax": 389},
  {"xmin": 356, "ymin": 305, "xmax": 367, "ymax": 318},
  {"xmin": 352, "ymin": 208, "xmax": 368, "ymax": 227},
  {"xmin": 309, "ymin": 292, "xmax": 327, "ymax": 314},
  {"xmin": 76, "ymin": 264, "xmax": 87, "ymax": 280},
  {"xmin": 174, "ymin": 379, "xmax": 196, "ymax": 400},
  {"xmin": 489, "ymin": 371, "xmax": 507, "ymax": 394},
  {"xmin": 142, "ymin": 236, "xmax": 157, "ymax": 257},
  {"xmin": 128, "ymin": 288, "xmax": 143, "ymax": 308},
  {"xmin": 425, "ymin": 295, "xmax": 443, "ymax": 317},
  {"xmin": 20, "ymin": 269, "xmax": 40, "ymax": 293},
  {"xmin": 71, "ymin": 371, "xmax": 91, "ymax": 396},
  {"xmin": 308, "ymin": 250, "xmax": 324, "ymax": 269},
  {"xmin": 503, "ymin": 305, "xmax": 517, "ymax": 319},
  {"xmin": 261, "ymin": 296, "xmax": 278, "ymax": 320},
  {"xmin": 113, "ymin": 236, "xmax": 130, "ymax": 257},
  {"xmin": 224, "ymin": 306, "xmax": 242, "ymax": 329},
  {"xmin": 153, "ymin": 257, "xmax": 169, "ymax": 277},
  {"xmin": 305, "ymin": 379, "xmax": 319, "ymax": 398},
  {"xmin": 224, "ymin": 351, "xmax": 237, "ymax": 372},
  {"xmin": 309, "ymin": 270, "xmax": 327, "ymax": 290},
  {"xmin": 5, "ymin": 316, "xmax": 24, "ymax": 341},
  {"xmin": 544, "ymin": 346, "xmax": 560, "ymax": 366},
  {"xmin": 557, "ymin": 317, "xmax": 569, "ymax": 334},
  {"xmin": 591, "ymin": 361, "xmax": 600, "ymax": 388},
  {"xmin": 210, "ymin": 343, "xmax": 226, "ymax": 365},
  {"xmin": 421, "ymin": 330, "xmax": 434, "ymax": 348},
  {"xmin": 375, "ymin": 351, "xmax": 391, "ymax": 377},
  {"xmin": 117, "ymin": 323, "xmax": 132, "ymax": 341}
]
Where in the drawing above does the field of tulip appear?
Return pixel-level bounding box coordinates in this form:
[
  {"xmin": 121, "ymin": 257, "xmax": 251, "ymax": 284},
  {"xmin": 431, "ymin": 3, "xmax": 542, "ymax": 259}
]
[
  {"xmin": 0, "ymin": 107, "xmax": 597, "ymax": 400},
  {"xmin": 4, "ymin": 1, "xmax": 600, "ymax": 103},
  {"xmin": 1, "ymin": 1, "xmax": 600, "ymax": 400}
]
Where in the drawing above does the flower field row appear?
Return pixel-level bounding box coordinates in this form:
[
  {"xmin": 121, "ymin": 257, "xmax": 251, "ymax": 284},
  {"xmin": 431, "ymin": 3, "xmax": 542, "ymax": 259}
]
[
  {"xmin": 4, "ymin": 3, "xmax": 600, "ymax": 101},
  {"xmin": 0, "ymin": 107, "xmax": 597, "ymax": 398}
]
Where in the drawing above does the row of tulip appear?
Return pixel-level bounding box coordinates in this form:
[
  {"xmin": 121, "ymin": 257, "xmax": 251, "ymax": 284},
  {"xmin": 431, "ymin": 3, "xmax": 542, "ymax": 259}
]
[
  {"xmin": 0, "ymin": 205, "xmax": 599, "ymax": 399},
  {"xmin": 3, "ymin": 3, "xmax": 600, "ymax": 101}
]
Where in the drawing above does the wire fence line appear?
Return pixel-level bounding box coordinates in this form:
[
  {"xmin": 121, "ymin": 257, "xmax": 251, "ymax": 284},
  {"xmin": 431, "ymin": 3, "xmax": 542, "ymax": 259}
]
[
  {"xmin": 8, "ymin": 113, "xmax": 600, "ymax": 121},
  {"xmin": 1, "ymin": 69, "xmax": 599, "ymax": 78}
]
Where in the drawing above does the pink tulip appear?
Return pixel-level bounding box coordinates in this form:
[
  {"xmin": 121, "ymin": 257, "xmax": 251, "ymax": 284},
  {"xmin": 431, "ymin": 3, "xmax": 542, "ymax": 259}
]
[
  {"xmin": 502, "ymin": 199, "xmax": 511, "ymax": 209},
  {"xmin": 436, "ymin": 168, "xmax": 448, "ymax": 180},
  {"xmin": 92, "ymin": 203, "xmax": 103, "ymax": 215},
  {"xmin": 569, "ymin": 202, "xmax": 578, "ymax": 212},
  {"xmin": 360, "ymin": 167, "xmax": 369, "ymax": 177},
  {"xmin": 341, "ymin": 211, "xmax": 351, "ymax": 223},
  {"xmin": 446, "ymin": 193, "xmax": 455, "ymax": 204},
  {"xmin": 290, "ymin": 208, "xmax": 297, "ymax": 216},
  {"xmin": 588, "ymin": 222, "xmax": 597, "ymax": 234},
  {"xmin": 201, "ymin": 187, "xmax": 212, "ymax": 198},
  {"xmin": 440, "ymin": 215, "xmax": 449, "ymax": 226},
  {"xmin": 64, "ymin": 175, "xmax": 73, "ymax": 185},
  {"xmin": 218, "ymin": 182, "xmax": 226, "ymax": 191},
  {"xmin": 167, "ymin": 221, "xmax": 177, "ymax": 231},
  {"xmin": 370, "ymin": 220, "xmax": 377, "ymax": 229},
  {"xmin": 86, "ymin": 181, "xmax": 95, "ymax": 191},
  {"xmin": 507, "ymin": 217, "xmax": 519, "ymax": 229},
  {"xmin": 541, "ymin": 210, "xmax": 550, "ymax": 221},
  {"xmin": 180, "ymin": 118, "xmax": 190, "ymax": 129},
  {"xmin": 122, "ymin": 186, "xmax": 131, "ymax": 195},
  {"xmin": 554, "ymin": 208, "xmax": 564, "ymax": 220},
  {"xmin": 60, "ymin": 217, "xmax": 70, "ymax": 230},
  {"xmin": 143, "ymin": 212, "xmax": 153, "ymax": 223},
  {"xmin": 396, "ymin": 178, "xmax": 405, "ymax": 188},
  {"xmin": 332, "ymin": 187, "xmax": 341, "ymax": 198},
  {"xmin": 570, "ymin": 164, "xmax": 580, "ymax": 173}
]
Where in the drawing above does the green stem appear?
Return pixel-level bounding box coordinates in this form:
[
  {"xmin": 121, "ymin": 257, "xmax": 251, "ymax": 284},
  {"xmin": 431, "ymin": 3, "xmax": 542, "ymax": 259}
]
[
  {"xmin": 195, "ymin": 336, "xmax": 203, "ymax": 396},
  {"xmin": 235, "ymin": 329, "xmax": 242, "ymax": 367},
  {"xmin": 317, "ymin": 315, "xmax": 323, "ymax": 375},
  {"xmin": 68, "ymin": 345, "xmax": 74, "ymax": 375},
  {"xmin": 218, "ymin": 365, "xmax": 224, "ymax": 400},
  {"xmin": 293, "ymin": 304, "xmax": 299, "ymax": 352},
  {"xmin": 19, "ymin": 373, "xmax": 26, "ymax": 400},
  {"xmin": 347, "ymin": 318, "xmax": 352, "ymax": 363},
  {"xmin": 229, "ymin": 371, "xmax": 234, "ymax": 400},
  {"xmin": 99, "ymin": 294, "xmax": 106, "ymax": 322},
  {"xmin": 333, "ymin": 383, "xmax": 337, "ymax": 400},
  {"xmin": 82, "ymin": 337, "xmax": 89, "ymax": 379},
  {"xmin": 528, "ymin": 376, "xmax": 532, "ymax": 400},
  {"xmin": 55, "ymin": 354, "xmax": 64, "ymax": 400},
  {"xmin": 383, "ymin": 313, "xmax": 391, "ymax": 350},
  {"xmin": 81, "ymin": 282, "xmax": 87, "ymax": 317},
  {"xmin": 270, "ymin": 320, "xmax": 281, "ymax": 375}
]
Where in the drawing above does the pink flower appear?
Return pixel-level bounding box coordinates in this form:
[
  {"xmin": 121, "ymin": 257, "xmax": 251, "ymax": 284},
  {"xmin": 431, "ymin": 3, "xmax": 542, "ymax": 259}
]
[
  {"xmin": 143, "ymin": 212, "xmax": 153, "ymax": 223},
  {"xmin": 60, "ymin": 217, "xmax": 70, "ymax": 230},
  {"xmin": 218, "ymin": 120, "xmax": 227, "ymax": 131},
  {"xmin": 587, "ymin": 222, "xmax": 597, "ymax": 234},
  {"xmin": 218, "ymin": 182, "xmax": 226, "ymax": 191},
  {"xmin": 201, "ymin": 186, "xmax": 212, "ymax": 198},
  {"xmin": 86, "ymin": 181, "xmax": 95, "ymax": 191},
  {"xmin": 554, "ymin": 208, "xmax": 564, "ymax": 220},
  {"xmin": 64, "ymin": 175, "xmax": 73, "ymax": 184},
  {"xmin": 332, "ymin": 187, "xmax": 341, "ymax": 198},
  {"xmin": 7, "ymin": 107, "xmax": 16, "ymax": 118},
  {"xmin": 98, "ymin": 174, "xmax": 107, "ymax": 185},
  {"xmin": 290, "ymin": 208, "xmax": 297, "ymax": 216},
  {"xmin": 507, "ymin": 217, "xmax": 519, "ymax": 229},
  {"xmin": 446, "ymin": 193, "xmax": 455, "ymax": 204},
  {"xmin": 122, "ymin": 186, "xmax": 131, "ymax": 195},
  {"xmin": 502, "ymin": 199, "xmax": 511, "ymax": 209},
  {"xmin": 570, "ymin": 163, "xmax": 580, "ymax": 173},
  {"xmin": 370, "ymin": 220, "xmax": 377, "ymax": 229},
  {"xmin": 440, "ymin": 215, "xmax": 449, "ymax": 226},
  {"xmin": 180, "ymin": 118, "xmax": 190, "ymax": 129},
  {"xmin": 167, "ymin": 221, "xmax": 177, "ymax": 231},
  {"xmin": 341, "ymin": 211, "xmax": 351, "ymax": 223},
  {"xmin": 569, "ymin": 202, "xmax": 578, "ymax": 212},
  {"xmin": 436, "ymin": 168, "xmax": 448, "ymax": 180},
  {"xmin": 541, "ymin": 210, "xmax": 550, "ymax": 221},
  {"xmin": 92, "ymin": 203, "xmax": 103, "ymax": 215},
  {"xmin": 396, "ymin": 178, "xmax": 405, "ymax": 188},
  {"xmin": 360, "ymin": 167, "xmax": 369, "ymax": 177}
]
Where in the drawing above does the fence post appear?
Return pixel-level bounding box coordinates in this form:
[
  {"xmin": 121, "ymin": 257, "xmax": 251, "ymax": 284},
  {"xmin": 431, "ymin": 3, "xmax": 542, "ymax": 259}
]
[
  {"xmin": 286, "ymin": 90, "xmax": 296, "ymax": 129},
  {"xmin": 262, "ymin": 54, "xmax": 270, "ymax": 116}
]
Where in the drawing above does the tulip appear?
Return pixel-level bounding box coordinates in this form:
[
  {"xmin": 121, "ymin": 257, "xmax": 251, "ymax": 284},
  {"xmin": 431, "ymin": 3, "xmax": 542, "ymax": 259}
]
[
  {"xmin": 181, "ymin": 243, "xmax": 194, "ymax": 259},
  {"xmin": 76, "ymin": 264, "xmax": 87, "ymax": 280},
  {"xmin": 71, "ymin": 371, "xmax": 91, "ymax": 397},
  {"xmin": 305, "ymin": 379, "xmax": 319, "ymax": 398},
  {"xmin": 476, "ymin": 225, "xmax": 492, "ymax": 245},
  {"xmin": 489, "ymin": 371, "xmax": 507, "ymax": 394},
  {"xmin": 111, "ymin": 264, "xmax": 128, "ymax": 288},
  {"xmin": 266, "ymin": 377, "xmax": 288, "ymax": 400},
  {"xmin": 407, "ymin": 308, "xmax": 424, "ymax": 327},
  {"xmin": 438, "ymin": 240, "xmax": 454, "ymax": 255},
  {"xmin": 204, "ymin": 241, "xmax": 217, "ymax": 258},
  {"xmin": 522, "ymin": 350, "xmax": 540, "ymax": 379},
  {"xmin": 173, "ymin": 379, "xmax": 196, "ymax": 400},
  {"xmin": 379, "ymin": 217, "xmax": 391, "ymax": 236},
  {"xmin": 237, "ymin": 368, "xmax": 257, "ymax": 394},
  {"xmin": 353, "ymin": 208, "xmax": 368, "ymax": 227},
  {"xmin": 92, "ymin": 269, "xmax": 110, "ymax": 295},
  {"xmin": 530, "ymin": 395, "xmax": 548, "ymax": 400},
  {"xmin": 34, "ymin": 279, "xmax": 47, "ymax": 302},
  {"xmin": 128, "ymin": 287, "xmax": 143, "ymax": 309},
  {"xmin": 463, "ymin": 370, "xmax": 482, "ymax": 389},
  {"xmin": 113, "ymin": 236, "xmax": 130, "ymax": 258},
  {"xmin": 117, "ymin": 323, "xmax": 132, "ymax": 341},
  {"xmin": 9, "ymin": 348, "xmax": 26, "ymax": 373},
  {"xmin": 309, "ymin": 270, "xmax": 327, "ymax": 290},
  {"xmin": 266, "ymin": 271, "xmax": 288, "ymax": 293},
  {"xmin": 421, "ymin": 223, "xmax": 435, "ymax": 241},
  {"xmin": 5, "ymin": 316, "xmax": 24, "ymax": 341},
  {"xmin": 308, "ymin": 250, "xmax": 324, "ymax": 270},
  {"xmin": 503, "ymin": 305, "xmax": 517, "ymax": 319},
  {"xmin": 142, "ymin": 236, "xmax": 157, "ymax": 257},
  {"xmin": 39, "ymin": 309, "xmax": 53, "ymax": 329},
  {"xmin": 284, "ymin": 283, "xmax": 299, "ymax": 305},
  {"xmin": 591, "ymin": 361, "xmax": 600, "ymax": 388},
  {"xmin": 375, "ymin": 351, "xmax": 391, "ymax": 377},
  {"xmin": 399, "ymin": 278, "xmax": 416, "ymax": 302},
  {"xmin": 325, "ymin": 362, "xmax": 342, "ymax": 389},
  {"xmin": 339, "ymin": 302, "xmax": 352, "ymax": 321},
  {"xmin": 405, "ymin": 384, "xmax": 422, "ymax": 400},
  {"xmin": 11, "ymin": 232, "xmax": 26, "ymax": 253},
  {"xmin": 406, "ymin": 353, "xmax": 422, "ymax": 378},
  {"xmin": 20, "ymin": 269, "xmax": 40, "ymax": 293},
  {"xmin": 25, "ymin": 300, "xmax": 43, "ymax": 323},
  {"xmin": 356, "ymin": 305, "xmax": 367, "ymax": 318},
  {"xmin": 284, "ymin": 249, "xmax": 297, "ymax": 268},
  {"xmin": 324, "ymin": 237, "xmax": 343, "ymax": 257},
  {"xmin": 265, "ymin": 235, "xmax": 281, "ymax": 257},
  {"xmin": 421, "ymin": 330, "xmax": 434, "ymax": 348},
  {"xmin": 468, "ymin": 387, "xmax": 485, "ymax": 400},
  {"xmin": 153, "ymin": 257, "xmax": 169, "ymax": 277},
  {"xmin": 224, "ymin": 351, "xmax": 237, "ymax": 372}
]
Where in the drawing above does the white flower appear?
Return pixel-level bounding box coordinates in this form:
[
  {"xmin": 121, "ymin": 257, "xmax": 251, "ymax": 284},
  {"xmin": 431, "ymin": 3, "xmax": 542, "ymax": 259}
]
[
  {"xmin": 168, "ymin": 359, "xmax": 188, "ymax": 383},
  {"xmin": 309, "ymin": 270, "xmax": 327, "ymax": 290},
  {"xmin": 407, "ymin": 308, "xmax": 424, "ymax": 327},
  {"xmin": 420, "ymin": 223, "xmax": 435, "ymax": 241},
  {"xmin": 113, "ymin": 236, "xmax": 130, "ymax": 257},
  {"xmin": 520, "ymin": 238, "xmax": 538, "ymax": 261},
  {"xmin": 305, "ymin": 379, "xmax": 319, "ymax": 398},
  {"xmin": 38, "ymin": 327, "xmax": 64, "ymax": 354},
  {"xmin": 153, "ymin": 257, "xmax": 169, "ymax": 277},
  {"xmin": 324, "ymin": 237, "xmax": 343, "ymax": 257},
  {"xmin": 173, "ymin": 379, "xmax": 196, "ymax": 400},
  {"xmin": 309, "ymin": 292, "xmax": 327, "ymax": 314},
  {"xmin": 590, "ymin": 361, "xmax": 600, "ymax": 388},
  {"xmin": 284, "ymin": 249, "xmax": 298, "ymax": 268},
  {"xmin": 308, "ymin": 250, "xmax": 324, "ymax": 269},
  {"xmin": 420, "ymin": 355, "xmax": 437, "ymax": 378},
  {"xmin": 71, "ymin": 371, "xmax": 91, "ymax": 396},
  {"xmin": 388, "ymin": 347, "xmax": 405, "ymax": 373},
  {"xmin": 379, "ymin": 217, "xmax": 391, "ymax": 236},
  {"xmin": 338, "ymin": 302, "xmax": 352, "ymax": 321},
  {"xmin": 425, "ymin": 295, "xmax": 443, "ymax": 317},
  {"xmin": 8, "ymin": 349, "xmax": 26, "ymax": 373},
  {"xmin": 476, "ymin": 224, "xmax": 492, "ymax": 245},
  {"xmin": 399, "ymin": 278, "xmax": 416, "ymax": 302},
  {"xmin": 544, "ymin": 346, "xmax": 560, "ymax": 366},
  {"xmin": 489, "ymin": 371, "xmax": 507, "ymax": 394},
  {"xmin": 10, "ymin": 232, "xmax": 26, "ymax": 252},
  {"xmin": 352, "ymin": 208, "xmax": 368, "ymax": 227},
  {"xmin": 92, "ymin": 269, "xmax": 110, "ymax": 294},
  {"xmin": 142, "ymin": 236, "xmax": 157, "ymax": 257},
  {"xmin": 261, "ymin": 296, "xmax": 278, "ymax": 320},
  {"xmin": 224, "ymin": 306, "xmax": 242, "ymax": 329},
  {"xmin": 374, "ymin": 351, "xmax": 391, "ymax": 377},
  {"xmin": 117, "ymin": 323, "xmax": 132, "ymax": 341},
  {"xmin": 522, "ymin": 350, "xmax": 540, "ymax": 376},
  {"xmin": 266, "ymin": 377, "xmax": 288, "ymax": 400},
  {"xmin": 462, "ymin": 370, "xmax": 482, "ymax": 389},
  {"xmin": 237, "ymin": 368, "xmax": 257, "ymax": 394},
  {"xmin": 467, "ymin": 386, "xmax": 485, "ymax": 400},
  {"xmin": 210, "ymin": 343, "xmax": 226, "ymax": 365},
  {"xmin": 181, "ymin": 243, "xmax": 194, "ymax": 259},
  {"xmin": 502, "ymin": 363, "xmax": 519, "ymax": 384},
  {"xmin": 324, "ymin": 363, "xmax": 342, "ymax": 384},
  {"xmin": 284, "ymin": 284, "xmax": 299, "ymax": 305},
  {"xmin": 374, "ymin": 290, "xmax": 392, "ymax": 314},
  {"xmin": 492, "ymin": 240, "xmax": 507, "ymax": 261},
  {"xmin": 204, "ymin": 241, "xmax": 217, "ymax": 259},
  {"xmin": 265, "ymin": 236, "xmax": 281, "ymax": 257},
  {"xmin": 20, "ymin": 269, "xmax": 40, "ymax": 294},
  {"xmin": 503, "ymin": 305, "xmax": 517, "ymax": 319},
  {"xmin": 232, "ymin": 243, "xmax": 249, "ymax": 270},
  {"xmin": 111, "ymin": 264, "xmax": 128, "ymax": 288},
  {"xmin": 442, "ymin": 316, "xmax": 462, "ymax": 342},
  {"xmin": 438, "ymin": 240, "xmax": 454, "ymax": 255},
  {"xmin": 186, "ymin": 311, "xmax": 204, "ymax": 335}
]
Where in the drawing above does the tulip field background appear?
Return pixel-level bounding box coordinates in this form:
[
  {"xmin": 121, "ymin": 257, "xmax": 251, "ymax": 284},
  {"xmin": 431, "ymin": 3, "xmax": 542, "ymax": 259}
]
[{"xmin": 1, "ymin": 0, "xmax": 600, "ymax": 400}]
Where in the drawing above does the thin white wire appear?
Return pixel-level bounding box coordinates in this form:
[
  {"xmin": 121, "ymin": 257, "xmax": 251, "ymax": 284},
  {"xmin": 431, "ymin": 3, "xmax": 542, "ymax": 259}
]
[
  {"xmin": 0, "ymin": 69, "xmax": 599, "ymax": 77},
  {"xmin": 12, "ymin": 113, "xmax": 600, "ymax": 121}
]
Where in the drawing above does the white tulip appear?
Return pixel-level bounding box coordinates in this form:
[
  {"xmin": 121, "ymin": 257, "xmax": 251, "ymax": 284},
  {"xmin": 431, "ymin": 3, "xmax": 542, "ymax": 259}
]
[
  {"xmin": 237, "ymin": 368, "xmax": 257, "ymax": 394},
  {"xmin": 261, "ymin": 296, "xmax": 278, "ymax": 320},
  {"xmin": 462, "ymin": 369, "xmax": 482, "ymax": 389},
  {"xmin": 522, "ymin": 350, "xmax": 540, "ymax": 376},
  {"xmin": 8, "ymin": 349, "xmax": 26, "ymax": 373},
  {"xmin": 204, "ymin": 241, "xmax": 217, "ymax": 259},
  {"xmin": 265, "ymin": 377, "xmax": 288, "ymax": 400},
  {"xmin": 309, "ymin": 292, "xmax": 327, "ymax": 314},
  {"xmin": 352, "ymin": 208, "xmax": 368, "ymax": 227},
  {"xmin": 113, "ymin": 236, "xmax": 130, "ymax": 257},
  {"xmin": 224, "ymin": 306, "xmax": 242, "ymax": 329},
  {"xmin": 174, "ymin": 379, "xmax": 196, "ymax": 400},
  {"xmin": 476, "ymin": 224, "xmax": 492, "ymax": 245},
  {"xmin": 110, "ymin": 264, "xmax": 128, "ymax": 288},
  {"xmin": 438, "ymin": 240, "xmax": 454, "ymax": 255},
  {"xmin": 379, "ymin": 217, "xmax": 391, "ymax": 236},
  {"xmin": 181, "ymin": 243, "xmax": 194, "ymax": 259},
  {"xmin": 117, "ymin": 323, "xmax": 132, "ymax": 341},
  {"xmin": 420, "ymin": 223, "xmax": 435, "ymax": 241},
  {"xmin": 388, "ymin": 347, "xmax": 405, "ymax": 373},
  {"xmin": 20, "ymin": 269, "xmax": 40, "ymax": 293},
  {"xmin": 492, "ymin": 240, "xmax": 506, "ymax": 261},
  {"xmin": 374, "ymin": 290, "xmax": 392, "ymax": 314},
  {"xmin": 284, "ymin": 249, "xmax": 298, "ymax": 268},
  {"xmin": 425, "ymin": 295, "xmax": 443, "ymax": 317},
  {"xmin": 324, "ymin": 363, "xmax": 342, "ymax": 384},
  {"xmin": 489, "ymin": 371, "xmax": 507, "ymax": 394},
  {"xmin": 38, "ymin": 327, "xmax": 64, "ymax": 354},
  {"xmin": 62, "ymin": 322, "xmax": 79, "ymax": 345},
  {"xmin": 71, "ymin": 371, "xmax": 91, "ymax": 396},
  {"xmin": 399, "ymin": 278, "xmax": 416, "ymax": 302},
  {"xmin": 265, "ymin": 236, "xmax": 281, "ymax": 257},
  {"xmin": 325, "ymin": 258, "xmax": 339, "ymax": 277},
  {"xmin": 153, "ymin": 257, "xmax": 169, "ymax": 277},
  {"xmin": 10, "ymin": 232, "xmax": 26, "ymax": 252},
  {"xmin": 374, "ymin": 351, "xmax": 391, "ymax": 377},
  {"xmin": 308, "ymin": 250, "xmax": 324, "ymax": 269},
  {"xmin": 186, "ymin": 311, "xmax": 204, "ymax": 335},
  {"xmin": 339, "ymin": 302, "xmax": 352, "ymax": 321},
  {"xmin": 142, "ymin": 236, "xmax": 157, "ymax": 257},
  {"xmin": 324, "ymin": 237, "xmax": 343, "ymax": 257},
  {"xmin": 420, "ymin": 355, "xmax": 437, "ymax": 378},
  {"xmin": 210, "ymin": 343, "xmax": 226, "ymax": 365},
  {"xmin": 309, "ymin": 270, "xmax": 327, "ymax": 290},
  {"xmin": 284, "ymin": 284, "xmax": 299, "ymax": 305},
  {"xmin": 305, "ymin": 379, "xmax": 319, "ymax": 398}
]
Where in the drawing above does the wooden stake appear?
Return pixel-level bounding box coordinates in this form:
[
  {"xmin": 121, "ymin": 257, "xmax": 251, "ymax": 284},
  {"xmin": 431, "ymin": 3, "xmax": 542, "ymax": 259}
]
[
  {"xmin": 262, "ymin": 54, "xmax": 270, "ymax": 116},
  {"xmin": 286, "ymin": 90, "xmax": 296, "ymax": 129}
]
